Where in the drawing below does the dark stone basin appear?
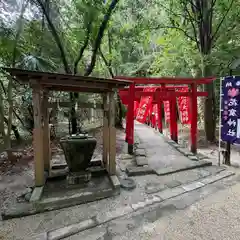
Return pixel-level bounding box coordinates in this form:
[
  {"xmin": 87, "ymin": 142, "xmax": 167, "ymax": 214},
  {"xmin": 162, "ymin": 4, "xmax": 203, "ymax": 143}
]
[{"xmin": 60, "ymin": 134, "xmax": 97, "ymax": 172}]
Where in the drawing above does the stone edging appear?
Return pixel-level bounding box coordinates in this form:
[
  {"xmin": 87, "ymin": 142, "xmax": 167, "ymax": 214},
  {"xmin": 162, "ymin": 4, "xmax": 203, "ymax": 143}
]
[
  {"xmin": 33, "ymin": 170, "xmax": 235, "ymax": 240},
  {"xmin": 152, "ymin": 128, "xmax": 210, "ymax": 162},
  {"xmin": 1, "ymin": 175, "xmax": 120, "ymax": 220}
]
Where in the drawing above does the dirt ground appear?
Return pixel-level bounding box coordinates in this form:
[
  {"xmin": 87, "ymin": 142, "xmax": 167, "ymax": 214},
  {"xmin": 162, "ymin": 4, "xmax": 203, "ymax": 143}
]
[{"xmin": 0, "ymin": 126, "xmax": 125, "ymax": 214}]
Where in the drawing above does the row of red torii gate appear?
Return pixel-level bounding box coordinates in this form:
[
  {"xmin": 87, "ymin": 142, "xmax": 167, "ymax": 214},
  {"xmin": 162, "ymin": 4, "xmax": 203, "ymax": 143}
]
[{"xmin": 116, "ymin": 76, "xmax": 216, "ymax": 154}]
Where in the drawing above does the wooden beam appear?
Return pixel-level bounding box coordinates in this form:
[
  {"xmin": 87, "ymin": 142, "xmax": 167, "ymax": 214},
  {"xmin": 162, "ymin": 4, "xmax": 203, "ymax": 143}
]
[
  {"xmin": 47, "ymin": 102, "xmax": 103, "ymax": 109},
  {"xmin": 46, "ymin": 86, "xmax": 108, "ymax": 93},
  {"xmin": 115, "ymin": 76, "xmax": 216, "ymax": 85},
  {"xmin": 5, "ymin": 68, "xmax": 132, "ymax": 86},
  {"xmin": 119, "ymin": 91, "xmax": 208, "ymax": 105},
  {"xmin": 32, "ymin": 83, "xmax": 44, "ymax": 187},
  {"xmin": 120, "ymin": 86, "xmax": 191, "ymax": 91},
  {"xmin": 39, "ymin": 78, "xmax": 111, "ymax": 90},
  {"xmin": 134, "ymin": 91, "xmax": 208, "ymax": 98},
  {"xmin": 42, "ymin": 91, "xmax": 51, "ymax": 172},
  {"xmin": 102, "ymin": 93, "xmax": 109, "ymax": 167},
  {"xmin": 108, "ymin": 91, "xmax": 116, "ymax": 175}
]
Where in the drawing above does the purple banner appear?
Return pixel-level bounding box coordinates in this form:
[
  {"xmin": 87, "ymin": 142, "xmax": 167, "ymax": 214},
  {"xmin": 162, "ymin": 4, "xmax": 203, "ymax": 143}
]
[{"xmin": 221, "ymin": 76, "xmax": 240, "ymax": 143}]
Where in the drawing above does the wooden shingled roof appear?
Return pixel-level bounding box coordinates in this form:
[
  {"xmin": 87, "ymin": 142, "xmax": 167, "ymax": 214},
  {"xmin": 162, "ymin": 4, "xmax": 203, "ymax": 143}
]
[{"xmin": 3, "ymin": 68, "xmax": 133, "ymax": 93}]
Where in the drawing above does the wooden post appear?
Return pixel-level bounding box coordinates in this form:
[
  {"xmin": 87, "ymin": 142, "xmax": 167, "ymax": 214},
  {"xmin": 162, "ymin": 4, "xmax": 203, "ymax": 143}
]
[
  {"xmin": 190, "ymin": 83, "xmax": 198, "ymax": 153},
  {"xmin": 128, "ymin": 83, "xmax": 135, "ymax": 154},
  {"xmin": 102, "ymin": 93, "xmax": 109, "ymax": 166},
  {"xmin": 108, "ymin": 91, "xmax": 116, "ymax": 175},
  {"xmin": 32, "ymin": 83, "xmax": 44, "ymax": 187},
  {"xmin": 161, "ymin": 84, "xmax": 167, "ymax": 132},
  {"xmin": 170, "ymin": 96, "xmax": 178, "ymax": 143},
  {"xmin": 157, "ymin": 93, "xmax": 163, "ymax": 133},
  {"xmin": 42, "ymin": 90, "xmax": 51, "ymax": 172},
  {"xmin": 149, "ymin": 104, "xmax": 153, "ymax": 128},
  {"xmin": 169, "ymin": 99, "xmax": 174, "ymax": 140},
  {"xmin": 125, "ymin": 86, "xmax": 131, "ymax": 142},
  {"xmin": 224, "ymin": 142, "xmax": 231, "ymax": 165},
  {"xmin": 224, "ymin": 69, "xmax": 233, "ymax": 166}
]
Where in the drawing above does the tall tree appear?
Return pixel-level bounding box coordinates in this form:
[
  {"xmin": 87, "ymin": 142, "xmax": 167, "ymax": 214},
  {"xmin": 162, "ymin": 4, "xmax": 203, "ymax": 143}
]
[
  {"xmin": 154, "ymin": 0, "xmax": 236, "ymax": 142},
  {"xmin": 32, "ymin": 0, "xmax": 119, "ymax": 133}
]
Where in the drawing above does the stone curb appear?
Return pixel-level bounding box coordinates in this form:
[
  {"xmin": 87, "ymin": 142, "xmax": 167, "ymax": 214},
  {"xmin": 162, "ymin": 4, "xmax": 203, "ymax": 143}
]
[
  {"xmin": 152, "ymin": 129, "xmax": 211, "ymax": 162},
  {"xmin": 47, "ymin": 218, "xmax": 97, "ymax": 240},
  {"xmin": 35, "ymin": 170, "xmax": 235, "ymax": 239},
  {"xmin": 2, "ymin": 181, "xmax": 118, "ymax": 220},
  {"xmin": 131, "ymin": 128, "xmax": 211, "ymax": 176},
  {"xmin": 135, "ymin": 125, "xmax": 208, "ymax": 163}
]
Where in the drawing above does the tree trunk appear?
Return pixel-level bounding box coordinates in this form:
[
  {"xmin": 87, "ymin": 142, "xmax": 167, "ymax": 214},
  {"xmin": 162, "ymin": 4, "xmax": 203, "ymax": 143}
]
[
  {"xmin": 3, "ymin": 117, "xmax": 21, "ymax": 141},
  {"xmin": 116, "ymin": 94, "xmax": 123, "ymax": 128},
  {"xmin": 202, "ymin": 57, "xmax": 216, "ymax": 142},
  {"xmin": 0, "ymin": 89, "xmax": 6, "ymax": 147},
  {"xmin": 6, "ymin": 76, "xmax": 13, "ymax": 148},
  {"xmin": 70, "ymin": 92, "xmax": 78, "ymax": 134}
]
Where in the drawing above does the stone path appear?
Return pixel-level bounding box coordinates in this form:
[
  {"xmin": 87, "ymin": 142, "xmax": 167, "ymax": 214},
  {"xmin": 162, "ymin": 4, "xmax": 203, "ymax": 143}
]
[{"xmin": 0, "ymin": 122, "xmax": 239, "ymax": 240}]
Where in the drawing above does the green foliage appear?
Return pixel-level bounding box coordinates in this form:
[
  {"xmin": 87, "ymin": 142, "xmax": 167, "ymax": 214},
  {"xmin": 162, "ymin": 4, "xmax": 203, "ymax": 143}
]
[{"xmin": 1, "ymin": 0, "xmax": 240, "ymax": 138}]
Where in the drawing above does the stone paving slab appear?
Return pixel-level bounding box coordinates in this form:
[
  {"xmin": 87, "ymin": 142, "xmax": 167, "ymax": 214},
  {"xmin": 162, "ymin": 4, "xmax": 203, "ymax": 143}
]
[
  {"xmin": 201, "ymin": 170, "xmax": 235, "ymax": 185},
  {"xmin": 152, "ymin": 128, "xmax": 212, "ymax": 163},
  {"xmin": 156, "ymin": 187, "xmax": 186, "ymax": 200},
  {"xmin": 135, "ymin": 156, "xmax": 148, "ymax": 166},
  {"xmin": 203, "ymin": 165, "xmax": 227, "ymax": 175},
  {"xmin": 182, "ymin": 182, "xmax": 205, "ymax": 192},
  {"xmin": 165, "ymin": 180, "xmax": 182, "ymax": 188},
  {"xmin": 145, "ymin": 183, "xmax": 167, "ymax": 194},
  {"xmin": 135, "ymin": 149, "xmax": 146, "ymax": 157},
  {"xmin": 126, "ymin": 166, "xmax": 155, "ymax": 176},
  {"xmin": 155, "ymin": 160, "xmax": 212, "ymax": 176},
  {"xmin": 48, "ymin": 218, "xmax": 97, "ymax": 240}
]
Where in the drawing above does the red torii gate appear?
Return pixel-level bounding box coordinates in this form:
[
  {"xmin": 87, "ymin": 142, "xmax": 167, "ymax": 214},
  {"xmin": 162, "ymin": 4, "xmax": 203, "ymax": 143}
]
[{"xmin": 116, "ymin": 76, "xmax": 216, "ymax": 154}]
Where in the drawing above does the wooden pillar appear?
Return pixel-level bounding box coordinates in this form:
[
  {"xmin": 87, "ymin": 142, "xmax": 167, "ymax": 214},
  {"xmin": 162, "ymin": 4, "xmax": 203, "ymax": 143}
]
[
  {"xmin": 32, "ymin": 83, "xmax": 44, "ymax": 187},
  {"xmin": 149, "ymin": 104, "xmax": 153, "ymax": 128},
  {"xmin": 169, "ymin": 99, "xmax": 174, "ymax": 139},
  {"xmin": 102, "ymin": 93, "xmax": 109, "ymax": 166},
  {"xmin": 157, "ymin": 93, "xmax": 163, "ymax": 133},
  {"xmin": 128, "ymin": 83, "xmax": 135, "ymax": 154},
  {"xmin": 170, "ymin": 96, "xmax": 178, "ymax": 143},
  {"xmin": 190, "ymin": 83, "xmax": 198, "ymax": 153},
  {"xmin": 42, "ymin": 91, "xmax": 51, "ymax": 172},
  {"xmin": 157, "ymin": 100, "xmax": 163, "ymax": 133},
  {"xmin": 108, "ymin": 91, "xmax": 116, "ymax": 175},
  {"xmin": 125, "ymin": 87, "xmax": 131, "ymax": 142}
]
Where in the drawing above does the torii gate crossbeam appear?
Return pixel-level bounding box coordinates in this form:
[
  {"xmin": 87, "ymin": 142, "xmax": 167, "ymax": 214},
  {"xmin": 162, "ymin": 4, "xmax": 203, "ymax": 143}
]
[{"xmin": 116, "ymin": 76, "xmax": 216, "ymax": 155}]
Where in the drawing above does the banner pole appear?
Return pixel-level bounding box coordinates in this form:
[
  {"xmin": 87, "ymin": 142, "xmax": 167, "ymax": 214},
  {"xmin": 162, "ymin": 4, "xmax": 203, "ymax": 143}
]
[{"xmin": 218, "ymin": 77, "xmax": 223, "ymax": 166}]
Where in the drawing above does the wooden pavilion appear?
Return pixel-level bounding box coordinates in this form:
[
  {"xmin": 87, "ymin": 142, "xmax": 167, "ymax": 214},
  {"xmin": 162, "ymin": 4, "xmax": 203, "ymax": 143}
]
[{"xmin": 4, "ymin": 68, "xmax": 133, "ymax": 188}]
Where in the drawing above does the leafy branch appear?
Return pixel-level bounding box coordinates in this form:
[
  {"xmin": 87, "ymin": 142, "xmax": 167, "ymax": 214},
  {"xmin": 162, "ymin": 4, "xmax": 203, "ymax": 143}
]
[
  {"xmin": 73, "ymin": 19, "xmax": 93, "ymax": 74},
  {"xmin": 33, "ymin": 0, "xmax": 71, "ymax": 73},
  {"xmin": 211, "ymin": 0, "xmax": 234, "ymax": 43},
  {"xmin": 84, "ymin": 0, "xmax": 119, "ymax": 76}
]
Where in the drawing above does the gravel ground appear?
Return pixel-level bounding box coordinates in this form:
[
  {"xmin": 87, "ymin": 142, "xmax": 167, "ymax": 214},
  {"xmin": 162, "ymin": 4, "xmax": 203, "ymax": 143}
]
[{"xmin": 122, "ymin": 182, "xmax": 240, "ymax": 240}]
